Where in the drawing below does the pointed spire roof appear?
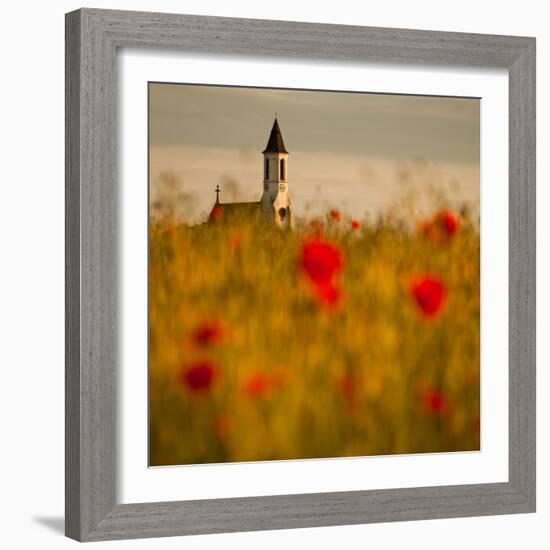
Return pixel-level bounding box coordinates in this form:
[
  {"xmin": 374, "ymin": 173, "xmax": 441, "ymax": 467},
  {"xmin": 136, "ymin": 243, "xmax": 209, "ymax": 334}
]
[{"xmin": 262, "ymin": 118, "xmax": 288, "ymax": 154}]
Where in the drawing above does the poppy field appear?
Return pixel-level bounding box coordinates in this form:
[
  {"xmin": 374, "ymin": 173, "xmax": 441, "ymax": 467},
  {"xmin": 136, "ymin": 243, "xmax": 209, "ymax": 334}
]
[{"xmin": 149, "ymin": 209, "xmax": 480, "ymax": 466}]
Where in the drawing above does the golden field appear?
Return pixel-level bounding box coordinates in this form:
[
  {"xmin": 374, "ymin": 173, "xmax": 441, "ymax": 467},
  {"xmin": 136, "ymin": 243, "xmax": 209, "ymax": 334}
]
[{"xmin": 149, "ymin": 209, "xmax": 480, "ymax": 466}]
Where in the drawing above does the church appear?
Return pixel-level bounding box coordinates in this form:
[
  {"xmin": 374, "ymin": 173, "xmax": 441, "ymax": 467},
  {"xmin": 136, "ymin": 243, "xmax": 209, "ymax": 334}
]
[{"xmin": 209, "ymin": 118, "xmax": 294, "ymax": 230}]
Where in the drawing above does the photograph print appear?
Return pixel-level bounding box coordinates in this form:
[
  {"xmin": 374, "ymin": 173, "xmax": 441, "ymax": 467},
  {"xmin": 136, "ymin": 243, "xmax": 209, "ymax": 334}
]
[{"xmin": 148, "ymin": 83, "xmax": 480, "ymax": 466}]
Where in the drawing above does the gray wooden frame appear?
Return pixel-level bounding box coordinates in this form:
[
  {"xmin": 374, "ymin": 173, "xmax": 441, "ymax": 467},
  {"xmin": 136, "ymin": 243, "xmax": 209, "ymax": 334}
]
[{"xmin": 65, "ymin": 8, "xmax": 536, "ymax": 542}]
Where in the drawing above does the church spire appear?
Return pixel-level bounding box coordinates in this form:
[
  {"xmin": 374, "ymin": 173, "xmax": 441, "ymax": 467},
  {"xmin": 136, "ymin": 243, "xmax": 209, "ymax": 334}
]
[
  {"xmin": 262, "ymin": 117, "xmax": 288, "ymax": 154},
  {"xmin": 261, "ymin": 116, "xmax": 292, "ymax": 229}
]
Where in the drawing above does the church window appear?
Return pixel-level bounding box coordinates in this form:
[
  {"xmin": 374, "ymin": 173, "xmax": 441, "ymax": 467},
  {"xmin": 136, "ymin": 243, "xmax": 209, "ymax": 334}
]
[
  {"xmin": 280, "ymin": 158, "xmax": 286, "ymax": 180},
  {"xmin": 278, "ymin": 207, "xmax": 287, "ymax": 219},
  {"xmin": 265, "ymin": 158, "xmax": 269, "ymax": 180}
]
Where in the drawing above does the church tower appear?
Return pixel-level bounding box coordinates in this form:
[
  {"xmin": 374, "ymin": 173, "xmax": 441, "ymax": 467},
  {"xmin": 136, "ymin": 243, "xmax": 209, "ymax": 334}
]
[{"xmin": 261, "ymin": 118, "xmax": 293, "ymax": 229}]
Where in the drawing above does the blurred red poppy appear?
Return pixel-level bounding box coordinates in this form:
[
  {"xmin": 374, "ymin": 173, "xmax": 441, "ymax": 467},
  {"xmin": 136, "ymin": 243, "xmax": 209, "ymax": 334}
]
[
  {"xmin": 228, "ymin": 234, "xmax": 242, "ymax": 253},
  {"xmin": 210, "ymin": 206, "xmax": 224, "ymax": 221},
  {"xmin": 419, "ymin": 209, "xmax": 461, "ymax": 243},
  {"xmin": 410, "ymin": 275, "xmax": 447, "ymax": 318},
  {"xmin": 437, "ymin": 209, "xmax": 460, "ymax": 236},
  {"xmin": 191, "ymin": 320, "xmax": 227, "ymax": 347},
  {"xmin": 300, "ymin": 238, "xmax": 344, "ymax": 287},
  {"xmin": 178, "ymin": 360, "xmax": 217, "ymax": 392},
  {"xmin": 300, "ymin": 238, "xmax": 345, "ymax": 311},
  {"xmin": 351, "ymin": 219, "xmax": 361, "ymax": 231},
  {"xmin": 329, "ymin": 209, "xmax": 341, "ymax": 223},
  {"xmin": 243, "ymin": 372, "xmax": 272, "ymax": 399},
  {"xmin": 421, "ymin": 386, "xmax": 448, "ymax": 414},
  {"xmin": 314, "ymin": 282, "xmax": 343, "ymax": 309}
]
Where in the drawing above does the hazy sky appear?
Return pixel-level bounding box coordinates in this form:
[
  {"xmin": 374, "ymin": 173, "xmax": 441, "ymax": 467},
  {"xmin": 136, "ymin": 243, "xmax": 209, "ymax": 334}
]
[{"xmin": 149, "ymin": 83, "xmax": 480, "ymax": 223}]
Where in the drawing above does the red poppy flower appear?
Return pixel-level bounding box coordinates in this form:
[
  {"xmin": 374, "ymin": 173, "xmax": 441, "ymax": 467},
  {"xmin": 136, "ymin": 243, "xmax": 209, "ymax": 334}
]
[
  {"xmin": 191, "ymin": 320, "xmax": 226, "ymax": 348},
  {"xmin": 300, "ymin": 238, "xmax": 344, "ymax": 287},
  {"xmin": 178, "ymin": 360, "xmax": 217, "ymax": 392},
  {"xmin": 329, "ymin": 209, "xmax": 341, "ymax": 223},
  {"xmin": 419, "ymin": 209, "xmax": 461, "ymax": 243},
  {"xmin": 420, "ymin": 386, "xmax": 448, "ymax": 414},
  {"xmin": 314, "ymin": 282, "xmax": 343, "ymax": 309},
  {"xmin": 436, "ymin": 209, "xmax": 460, "ymax": 237},
  {"xmin": 243, "ymin": 372, "xmax": 272, "ymax": 399},
  {"xmin": 351, "ymin": 219, "xmax": 361, "ymax": 231},
  {"xmin": 210, "ymin": 206, "xmax": 224, "ymax": 221},
  {"xmin": 228, "ymin": 235, "xmax": 242, "ymax": 253},
  {"xmin": 410, "ymin": 275, "xmax": 447, "ymax": 318}
]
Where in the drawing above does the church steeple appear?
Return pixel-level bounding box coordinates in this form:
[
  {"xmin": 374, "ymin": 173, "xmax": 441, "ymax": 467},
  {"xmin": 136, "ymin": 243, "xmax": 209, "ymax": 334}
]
[
  {"xmin": 262, "ymin": 117, "xmax": 288, "ymax": 154},
  {"xmin": 261, "ymin": 117, "xmax": 293, "ymax": 229}
]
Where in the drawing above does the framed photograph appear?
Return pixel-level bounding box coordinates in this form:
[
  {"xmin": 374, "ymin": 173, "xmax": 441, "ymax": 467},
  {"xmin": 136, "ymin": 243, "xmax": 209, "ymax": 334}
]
[{"xmin": 65, "ymin": 8, "xmax": 536, "ymax": 542}]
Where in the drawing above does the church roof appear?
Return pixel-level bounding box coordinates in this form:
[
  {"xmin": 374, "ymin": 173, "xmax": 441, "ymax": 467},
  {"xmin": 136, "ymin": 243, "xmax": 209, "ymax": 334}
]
[
  {"xmin": 262, "ymin": 118, "xmax": 288, "ymax": 154},
  {"xmin": 209, "ymin": 201, "xmax": 262, "ymax": 223}
]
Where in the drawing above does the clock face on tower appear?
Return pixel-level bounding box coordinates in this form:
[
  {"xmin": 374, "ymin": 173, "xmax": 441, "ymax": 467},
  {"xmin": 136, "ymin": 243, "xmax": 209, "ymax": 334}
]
[{"xmin": 279, "ymin": 184, "xmax": 286, "ymax": 192}]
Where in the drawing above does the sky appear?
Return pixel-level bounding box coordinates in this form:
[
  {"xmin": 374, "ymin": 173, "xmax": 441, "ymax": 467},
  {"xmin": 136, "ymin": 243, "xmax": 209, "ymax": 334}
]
[{"xmin": 149, "ymin": 83, "xmax": 480, "ymax": 224}]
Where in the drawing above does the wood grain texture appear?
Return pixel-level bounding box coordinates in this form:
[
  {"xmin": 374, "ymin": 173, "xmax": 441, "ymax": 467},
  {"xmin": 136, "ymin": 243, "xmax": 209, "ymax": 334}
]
[
  {"xmin": 65, "ymin": 9, "xmax": 81, "ymax": 541},
  {"xmin": 507, "ymin": 40, "xmax": 536, "ymax": 509},
  {"xmin": 65, "ymin": 8, "xmax": 536, "ymax": 542}
]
